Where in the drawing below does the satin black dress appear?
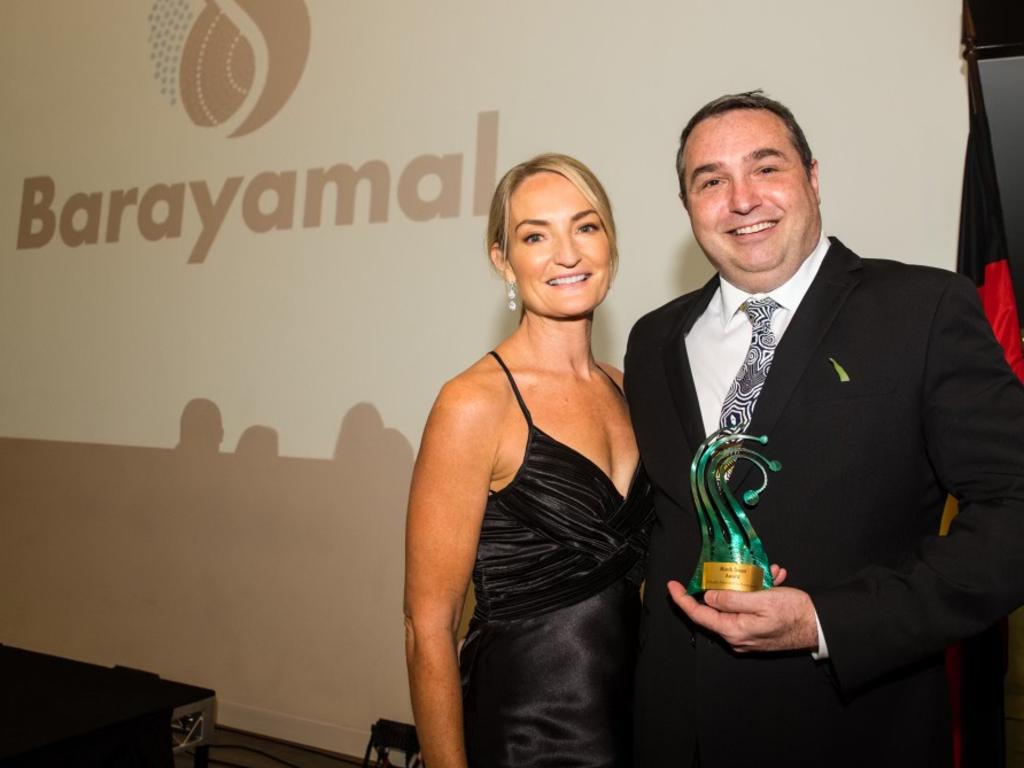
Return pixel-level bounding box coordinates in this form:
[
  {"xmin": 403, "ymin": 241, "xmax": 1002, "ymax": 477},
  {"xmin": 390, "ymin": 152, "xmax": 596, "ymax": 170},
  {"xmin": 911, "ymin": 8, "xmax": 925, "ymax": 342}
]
[{"xmin": 460, "ymin": 352, "xmax": 654, "ymax": 768}]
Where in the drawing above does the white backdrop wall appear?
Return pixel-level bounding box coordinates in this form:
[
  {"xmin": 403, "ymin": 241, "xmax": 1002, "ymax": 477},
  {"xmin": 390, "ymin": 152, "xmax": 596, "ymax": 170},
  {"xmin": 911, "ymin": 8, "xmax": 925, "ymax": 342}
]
[{"xmin": 0, "ymin": 0, "xmax": 966, "ymax": 756}]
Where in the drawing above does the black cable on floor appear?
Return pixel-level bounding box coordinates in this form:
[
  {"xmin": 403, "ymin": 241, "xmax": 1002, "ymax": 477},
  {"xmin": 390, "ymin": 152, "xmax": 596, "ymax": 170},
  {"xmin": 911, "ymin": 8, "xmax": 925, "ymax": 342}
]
[
  {"xmin": 216, "ymin": 743, "xmax": 311, "ymax": 768},
  {"xmin": 205, "ymin": 758, "xmax": 256, "ymax": 768},
  {"xmin": 183, "ymin": 742, "xmax": 335, "ymax": 768},
  {"xmin": 213, "ymin": 726, "xmax": 364, "ymax": 765}
]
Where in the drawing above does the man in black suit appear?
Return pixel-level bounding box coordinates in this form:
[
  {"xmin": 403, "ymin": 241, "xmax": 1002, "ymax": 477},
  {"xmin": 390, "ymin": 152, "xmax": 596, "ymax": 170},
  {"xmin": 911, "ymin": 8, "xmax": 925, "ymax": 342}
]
[{"xmin": 624, "ymin": 91, "xmax": 1024, "ymax": 767}]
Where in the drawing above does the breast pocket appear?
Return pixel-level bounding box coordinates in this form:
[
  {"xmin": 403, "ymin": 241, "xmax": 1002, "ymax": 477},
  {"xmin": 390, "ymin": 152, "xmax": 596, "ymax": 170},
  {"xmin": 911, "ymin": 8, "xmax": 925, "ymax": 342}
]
[{"xmin": 803, "ymin": 375, "xmax": 897, "ymax": 404}]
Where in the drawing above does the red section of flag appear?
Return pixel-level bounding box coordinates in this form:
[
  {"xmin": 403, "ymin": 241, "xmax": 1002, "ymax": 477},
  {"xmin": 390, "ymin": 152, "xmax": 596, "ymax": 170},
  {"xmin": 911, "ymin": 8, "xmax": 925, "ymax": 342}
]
[{"xmin": 979, "ymin": 259, "xmax": 1024, "ymax": 382}]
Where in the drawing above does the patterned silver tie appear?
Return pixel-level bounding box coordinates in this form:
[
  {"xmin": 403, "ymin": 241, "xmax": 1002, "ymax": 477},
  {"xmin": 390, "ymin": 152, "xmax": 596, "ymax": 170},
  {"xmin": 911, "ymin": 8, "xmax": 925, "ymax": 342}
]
[{"xmin": 719, "ymin": 297, "xmax": 780, "ymax": 432}]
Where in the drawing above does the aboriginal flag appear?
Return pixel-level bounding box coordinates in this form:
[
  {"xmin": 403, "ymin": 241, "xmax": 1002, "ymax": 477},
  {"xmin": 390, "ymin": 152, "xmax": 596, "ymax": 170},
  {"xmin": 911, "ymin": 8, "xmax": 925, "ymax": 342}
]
[
  {"xmin": 947, "ymin": 27, "xmax": 1020, "ymax": 768},
  {"xmin": 956, "ymin": 62, "xmax": 1024, "ymax": 380}
]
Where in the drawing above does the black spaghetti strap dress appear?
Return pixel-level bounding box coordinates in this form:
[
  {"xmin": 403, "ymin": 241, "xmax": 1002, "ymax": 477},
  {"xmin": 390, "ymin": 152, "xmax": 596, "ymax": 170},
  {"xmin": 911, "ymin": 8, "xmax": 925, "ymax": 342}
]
[{"xmin": 460, "ymin": 351, "xmax": 654, "ymax": 767}]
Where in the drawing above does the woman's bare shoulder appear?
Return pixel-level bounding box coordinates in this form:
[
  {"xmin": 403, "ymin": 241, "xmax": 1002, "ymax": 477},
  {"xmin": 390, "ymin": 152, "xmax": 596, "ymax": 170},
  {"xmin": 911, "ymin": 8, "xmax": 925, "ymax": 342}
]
[{"xmin": 428, "ymin": 354, "xmax": 513, "ymax": 435}]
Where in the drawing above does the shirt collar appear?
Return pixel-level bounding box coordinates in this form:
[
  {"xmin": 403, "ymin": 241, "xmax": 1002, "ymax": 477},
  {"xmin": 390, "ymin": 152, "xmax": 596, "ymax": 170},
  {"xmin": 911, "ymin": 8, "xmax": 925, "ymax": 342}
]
[{"xmin": 715, "ymin": 232, "xmax": 832, "ymax": 326}]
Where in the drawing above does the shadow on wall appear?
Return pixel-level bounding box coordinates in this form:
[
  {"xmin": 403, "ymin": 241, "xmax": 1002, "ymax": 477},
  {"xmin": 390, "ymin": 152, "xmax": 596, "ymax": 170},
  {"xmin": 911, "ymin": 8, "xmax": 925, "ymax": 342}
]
[{"xmin": 0, "ymin": 399, "xmax": 415, "ymax": 734}]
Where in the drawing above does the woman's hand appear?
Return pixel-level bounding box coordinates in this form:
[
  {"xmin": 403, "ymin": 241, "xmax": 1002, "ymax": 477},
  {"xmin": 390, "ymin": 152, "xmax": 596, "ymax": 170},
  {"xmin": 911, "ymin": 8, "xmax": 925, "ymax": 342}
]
[{"xmin": 770, "ymin": 563, "xmax": 787, "ymax": 586}]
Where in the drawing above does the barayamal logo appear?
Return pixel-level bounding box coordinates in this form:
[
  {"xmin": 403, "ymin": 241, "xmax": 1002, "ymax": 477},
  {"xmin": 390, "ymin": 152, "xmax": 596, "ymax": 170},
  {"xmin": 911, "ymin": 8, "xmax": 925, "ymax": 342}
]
[
  {"xmin": 16, "ymin": 112, "xmax": 499, "ymax": 263},
  {"xmin": 148, "ymin": 0, "xmax": 310, "ymax": 138}
]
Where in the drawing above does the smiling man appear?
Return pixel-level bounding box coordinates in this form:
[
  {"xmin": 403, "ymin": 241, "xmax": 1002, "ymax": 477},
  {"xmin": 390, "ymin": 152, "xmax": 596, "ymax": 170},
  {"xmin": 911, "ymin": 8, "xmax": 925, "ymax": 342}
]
[{"xmin": 624, "ymin": 91, "xmax": 1024, "ymax": 767}]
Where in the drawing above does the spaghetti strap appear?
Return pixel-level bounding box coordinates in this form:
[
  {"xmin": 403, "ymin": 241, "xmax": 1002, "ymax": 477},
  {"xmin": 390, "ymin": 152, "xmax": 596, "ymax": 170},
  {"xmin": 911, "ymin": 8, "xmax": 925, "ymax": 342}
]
[
  {"xmin": 489, "ymin": 351, "xmax": 533, "ymax": 427},
  {"xmin": 596, "ymin": 365, "xmax": 625, "ymax": 398}
]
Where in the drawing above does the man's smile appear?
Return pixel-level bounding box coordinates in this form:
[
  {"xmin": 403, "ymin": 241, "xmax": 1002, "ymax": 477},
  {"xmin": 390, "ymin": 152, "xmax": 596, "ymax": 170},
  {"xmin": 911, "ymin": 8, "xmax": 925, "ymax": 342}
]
[{"xmin": 730, "ymin": 221, "xmax": 778, "ymax": 236}]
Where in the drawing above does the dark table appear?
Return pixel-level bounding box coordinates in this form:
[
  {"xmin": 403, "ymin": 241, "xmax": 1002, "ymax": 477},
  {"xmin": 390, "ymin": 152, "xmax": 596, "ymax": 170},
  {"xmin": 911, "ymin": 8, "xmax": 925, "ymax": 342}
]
[{"xmin": 0, "ymin": 644, "xmax": 215, "ymax": 767}]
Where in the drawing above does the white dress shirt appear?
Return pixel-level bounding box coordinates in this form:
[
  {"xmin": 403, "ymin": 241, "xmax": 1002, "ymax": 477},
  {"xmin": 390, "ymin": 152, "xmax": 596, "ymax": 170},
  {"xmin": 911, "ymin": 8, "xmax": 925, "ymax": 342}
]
[{"xmin": 684, "ymin": 231, "xmax": 832, "ymax": 657}]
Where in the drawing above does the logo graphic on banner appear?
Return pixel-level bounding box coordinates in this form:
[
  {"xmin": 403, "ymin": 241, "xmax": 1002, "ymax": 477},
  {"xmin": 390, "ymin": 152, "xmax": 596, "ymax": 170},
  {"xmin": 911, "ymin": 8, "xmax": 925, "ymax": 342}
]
[{"xmin": 148, "ymin": 0, "xmax": 310, "ymax": 138}]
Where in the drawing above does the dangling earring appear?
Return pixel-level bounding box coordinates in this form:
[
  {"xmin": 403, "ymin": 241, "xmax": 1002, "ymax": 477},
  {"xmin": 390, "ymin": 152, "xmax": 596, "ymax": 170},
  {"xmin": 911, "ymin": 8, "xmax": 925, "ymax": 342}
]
[{"xmin": 506, "ymin": 282, "xmax": 518, "ymax": 312}]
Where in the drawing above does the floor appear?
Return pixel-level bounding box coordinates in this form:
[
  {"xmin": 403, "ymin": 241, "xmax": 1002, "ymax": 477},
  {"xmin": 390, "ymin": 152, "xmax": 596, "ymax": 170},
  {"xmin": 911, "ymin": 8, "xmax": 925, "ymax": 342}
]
[
  {"xmin": 1009, "ymin": 719, "xmax": 1024, "ymax": 767},
  {"xmin": 173, "ymin": 727, "xmax": 367, "ymax": 768},
  {"xmin": 180, "ymin": 722, "xmax": 1024, "ymax": 767}
]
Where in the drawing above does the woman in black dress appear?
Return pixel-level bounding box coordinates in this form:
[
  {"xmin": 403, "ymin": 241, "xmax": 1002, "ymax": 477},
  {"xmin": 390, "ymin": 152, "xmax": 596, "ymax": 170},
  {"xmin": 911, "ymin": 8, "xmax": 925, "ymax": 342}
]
[{"xmin": 405, "ymin": 154, "xmax": 653, "ymax": 767}]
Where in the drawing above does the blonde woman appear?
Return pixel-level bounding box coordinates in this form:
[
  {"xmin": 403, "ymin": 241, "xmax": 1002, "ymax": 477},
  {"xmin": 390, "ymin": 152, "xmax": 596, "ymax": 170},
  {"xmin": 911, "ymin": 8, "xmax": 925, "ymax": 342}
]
[{"xmin": 405, "ymin": 155, "xmax": 653, "ymax": 767}]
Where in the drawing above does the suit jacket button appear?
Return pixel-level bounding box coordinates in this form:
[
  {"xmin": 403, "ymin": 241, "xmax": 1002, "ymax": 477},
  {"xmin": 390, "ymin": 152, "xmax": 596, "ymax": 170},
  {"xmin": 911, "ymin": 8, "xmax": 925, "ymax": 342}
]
[{"xmin": 689, "ymin": 634, "xmax": 696, "ymax": 647}]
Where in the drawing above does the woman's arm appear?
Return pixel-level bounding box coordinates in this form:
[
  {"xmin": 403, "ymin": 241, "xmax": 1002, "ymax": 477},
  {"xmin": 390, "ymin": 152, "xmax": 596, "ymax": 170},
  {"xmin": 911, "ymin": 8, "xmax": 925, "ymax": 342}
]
[{"xmin": 404, "ymin": 376, "xmax": 502, "ymax": 768}]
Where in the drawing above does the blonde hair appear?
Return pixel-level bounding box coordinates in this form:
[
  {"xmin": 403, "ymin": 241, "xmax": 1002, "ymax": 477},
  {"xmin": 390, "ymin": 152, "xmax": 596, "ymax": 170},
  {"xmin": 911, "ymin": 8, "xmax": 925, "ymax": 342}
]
[{"xmin": 486, "ymin": 153, "xmax": 618, "ymax": 275}]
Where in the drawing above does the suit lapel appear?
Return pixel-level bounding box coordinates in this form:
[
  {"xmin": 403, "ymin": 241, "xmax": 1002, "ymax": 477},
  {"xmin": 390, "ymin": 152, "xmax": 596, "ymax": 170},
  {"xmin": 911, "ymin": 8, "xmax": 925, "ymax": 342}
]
[
  {"xmin": 657, "ymin": 276, "xmax": 718, "ymax": 506},
  {"xmin": 735, "ymin": 240, "xmax": 862, "ymax": 484}
]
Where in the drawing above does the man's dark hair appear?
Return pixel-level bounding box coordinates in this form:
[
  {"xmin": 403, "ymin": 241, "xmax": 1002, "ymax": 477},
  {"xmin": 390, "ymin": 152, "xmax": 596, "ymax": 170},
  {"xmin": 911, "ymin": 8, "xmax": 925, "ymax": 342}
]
[{"xmin": 675, "ymin": 90, "xmax": 814, "ymax": 204}]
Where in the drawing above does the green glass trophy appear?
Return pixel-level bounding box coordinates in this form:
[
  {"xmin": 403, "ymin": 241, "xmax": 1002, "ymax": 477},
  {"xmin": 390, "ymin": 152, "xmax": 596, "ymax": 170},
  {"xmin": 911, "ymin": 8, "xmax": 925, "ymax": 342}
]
[{"xmin": 687, "ymin": 425, "xmax": 781, "ymax": 594}]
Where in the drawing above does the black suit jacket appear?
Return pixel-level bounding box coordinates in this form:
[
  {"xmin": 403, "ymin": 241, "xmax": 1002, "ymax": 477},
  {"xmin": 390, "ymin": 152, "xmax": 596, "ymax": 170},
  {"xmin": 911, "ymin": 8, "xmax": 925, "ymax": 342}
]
[{"xmin": 624, "ymin": 239, "xmax": 1024, "ymax": 768}]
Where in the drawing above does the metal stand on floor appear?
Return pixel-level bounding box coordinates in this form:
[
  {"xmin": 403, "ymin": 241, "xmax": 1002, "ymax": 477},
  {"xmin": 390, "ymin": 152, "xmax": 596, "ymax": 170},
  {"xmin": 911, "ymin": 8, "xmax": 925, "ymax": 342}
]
[{"xmin": 172, "ymin": 695, "xmax": 216, "ymax": 768}]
